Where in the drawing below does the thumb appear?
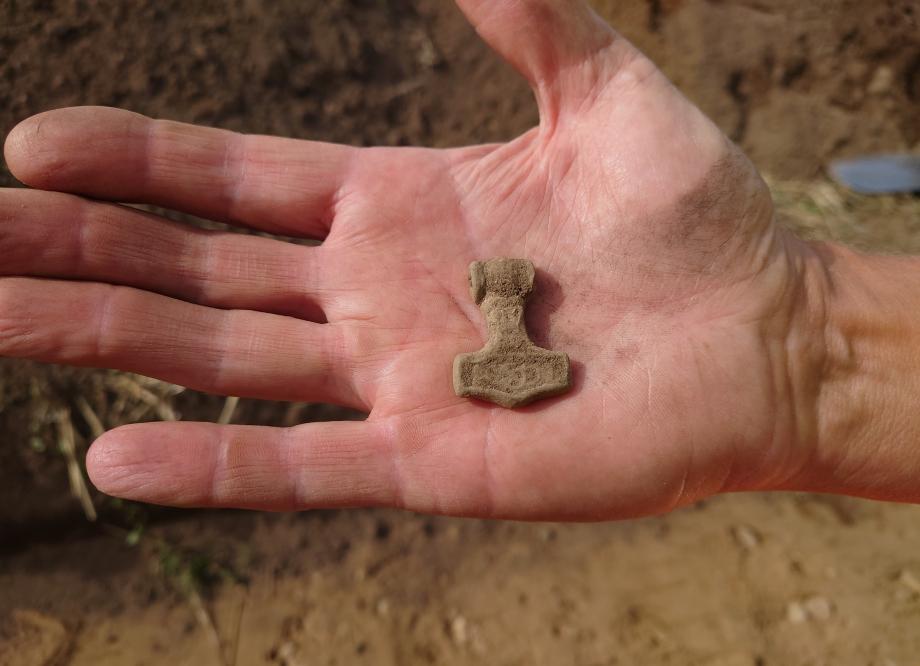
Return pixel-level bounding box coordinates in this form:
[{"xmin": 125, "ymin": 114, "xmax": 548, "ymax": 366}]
[{"xmin": 454, "ymin": 0, "xmax": 636, "ymax": 120}]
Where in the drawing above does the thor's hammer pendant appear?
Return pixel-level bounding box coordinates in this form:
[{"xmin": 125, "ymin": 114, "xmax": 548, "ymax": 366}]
[{"xmin": 453, "ymin": 258, "xmax": 571, "ymax": 408}]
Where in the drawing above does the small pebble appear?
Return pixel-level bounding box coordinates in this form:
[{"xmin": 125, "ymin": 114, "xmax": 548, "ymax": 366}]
[
  {"xmin": 450, "ymin": 616, "xmax": 468, "ymax": 646},
  {"xmin": 787, "ymin": 596, "xmax": 833, "ymax": 623},
  {"xmin": 803, "ymin": 595, "xmax": 833, "ymax": 621},
  {"xmin": 898, "ymin": 569, "xmax": 920, "ymax": 594},
  {"xmin": 731, "ymin": 525, "xmax": 761, "ymax": 550},
  {"xmin": 786, "ymin": 601, "xmax": 808, "ymax": 624},
  {"xmin": 867, "ymin": 65, "xmax": 894, "ymax": 95}
]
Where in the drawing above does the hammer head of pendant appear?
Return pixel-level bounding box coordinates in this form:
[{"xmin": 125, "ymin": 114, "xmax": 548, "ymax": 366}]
[{"xmin": 469, "ymin": 258, "xmax": 535, "ymax": 304}]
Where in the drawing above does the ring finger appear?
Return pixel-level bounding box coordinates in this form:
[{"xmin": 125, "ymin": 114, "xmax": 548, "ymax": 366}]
[{"xmin": 0, "ymin": 276, "xmax": 376, "ymax": 409}]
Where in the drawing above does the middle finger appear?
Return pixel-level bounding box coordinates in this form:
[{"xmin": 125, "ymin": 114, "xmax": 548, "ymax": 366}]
[{"xmin": 0, "ymin": 188, "xmax": 330, "ymax": 321}]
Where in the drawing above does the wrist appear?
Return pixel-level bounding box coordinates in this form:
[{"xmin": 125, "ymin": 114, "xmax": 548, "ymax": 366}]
[
  {"xmin": 784, "ymin": 242, "xmax": 920, "ymax": 501},
  {"xmin": 711, "ymin": 230, "xmax": 833, "ymax": 496}
]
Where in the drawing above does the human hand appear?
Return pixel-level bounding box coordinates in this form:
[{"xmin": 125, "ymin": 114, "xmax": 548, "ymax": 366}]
[{"xmin": 0, "ymin": 0, "xmax": 829, "ymax": 519}]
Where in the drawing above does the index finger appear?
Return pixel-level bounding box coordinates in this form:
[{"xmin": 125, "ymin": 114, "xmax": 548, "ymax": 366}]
[{"xmin": 3, "ymin": 106, "xmax": 356, "ymax": 239}]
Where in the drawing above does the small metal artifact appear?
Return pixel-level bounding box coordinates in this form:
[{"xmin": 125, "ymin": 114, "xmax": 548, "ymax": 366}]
[{"xmin": 453, "ymin": 258, "xmax": 571, "ymax": 408}]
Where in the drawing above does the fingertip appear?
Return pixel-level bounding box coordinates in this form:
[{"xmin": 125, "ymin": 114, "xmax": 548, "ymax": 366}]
[
  {"xmin": 4, "ymin": 109, "xmax": 71, "ymax": 188},
  {"xmin": 87, "ymin": 422, "xmax": 180, "ymax": 500},
  {"xmin": 4, "ymin": 115, "xmax": 37, "ymax": 183},
  {"xmin": 87, "ymin": 422, "xmax": 221, "ymax": 506},
  {"xmin": 85, "ymin": 424, "xmax": 140, "ymax": 495},
  {"xmin": 3, "ymin": 106, "xmax": 143, "ymax": 189}
]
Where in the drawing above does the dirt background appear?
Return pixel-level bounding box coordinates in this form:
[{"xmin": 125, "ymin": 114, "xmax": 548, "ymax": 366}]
[{"xmin": 1, "ymin": 0, "xmax": 920, "ymax": 664}]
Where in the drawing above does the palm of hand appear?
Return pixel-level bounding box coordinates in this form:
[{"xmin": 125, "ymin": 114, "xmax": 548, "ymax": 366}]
[
  {"xmin": 0, "ymin": 0, "xmax": 809, "ymax": 519},
  {"xmin": 300, "ymin": 53, "xmax": 798, "ymax": 518}
]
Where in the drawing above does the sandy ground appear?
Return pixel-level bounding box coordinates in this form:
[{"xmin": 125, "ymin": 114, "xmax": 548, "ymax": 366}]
[{"xmin": 1, "ymin": 1, "xmax": 920, "ymax": 664}]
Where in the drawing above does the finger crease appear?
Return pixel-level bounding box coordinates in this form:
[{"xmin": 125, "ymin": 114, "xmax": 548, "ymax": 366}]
[
  {"xmin": 281, "ymin": 427, "xmax": 303, "ymax": 510},
  {"xmin": 191, "ymin": 234, "xmax": 218, "ymax": 304},
  {"xmin": 210, "ymin": 309, "xmax": 236, "ymax": 391},
  {"xmin": 225, "ymin": 131, "xmax": 249, "ymax": 224},
  {"xmin": 93, "ymin": 284, "xmax": 119, "ymax": 362},
  {"xmin": 72, "ymin": 200, "xmax": 91, "ymax": 275},
  {"xmin": 383, "ymin": 418, "xmax": 408, "ymax": 510},
  {"xmin": 210, "ymin": 426, "xmax": 230, "ymax": 505}
]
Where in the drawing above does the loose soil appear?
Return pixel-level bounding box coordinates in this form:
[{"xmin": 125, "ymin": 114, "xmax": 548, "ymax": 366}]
[{"xmin": 1, "ymin": 1, "xmax": 919, "ymax": 664}]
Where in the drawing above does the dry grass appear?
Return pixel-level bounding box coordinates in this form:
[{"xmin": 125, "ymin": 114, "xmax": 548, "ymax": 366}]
[
  {"xmin": 55, "ymin": 407, "xmax": 97, "ymax": 522},
  {"xmin": 769, "ymin": 175, "xmax": 920, "ymax": 253}
]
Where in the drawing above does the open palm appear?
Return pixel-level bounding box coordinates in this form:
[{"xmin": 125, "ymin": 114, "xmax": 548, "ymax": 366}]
[{"xmin": 0, "ymin": 0, "xmax": 821, "ymax": 520}]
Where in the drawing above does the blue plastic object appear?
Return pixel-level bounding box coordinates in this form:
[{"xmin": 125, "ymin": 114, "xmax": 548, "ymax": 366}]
[{"xmin": 829, "ymin": 155, "xmax": 920, "ymax": 195}]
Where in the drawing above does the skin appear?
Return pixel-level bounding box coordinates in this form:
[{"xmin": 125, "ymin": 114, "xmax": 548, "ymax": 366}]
[{"xmin": 0, "ymin": 0, "xmax": 916, "ymax": 520}]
